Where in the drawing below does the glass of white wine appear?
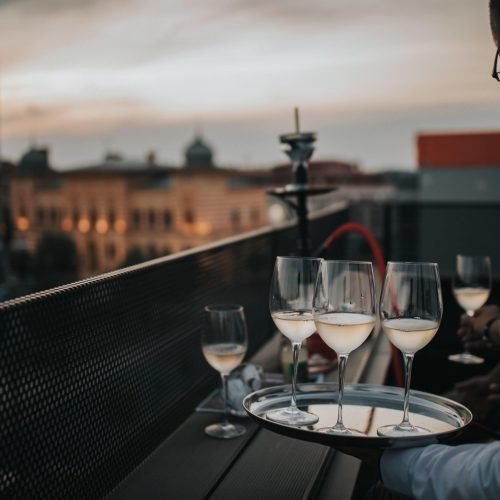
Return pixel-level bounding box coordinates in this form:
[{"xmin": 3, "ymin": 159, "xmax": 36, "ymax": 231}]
[
  {"xmin": 202, "ymin": 304, "xmax": 248, "ymax": 439},
  {"xmin": 266, "ymin": 256, "xmax": 321, "ymax": 426},
  {"xmin": 378, "ymin": 262, "xmax": 442, "ymax": 437},
  {"xmin": 448, "ymin": 255, "xmax": 491, "ymax": 365},
  {"xmin": 313, "ymin": 260, "xmax": 376, "ymax": 435}
]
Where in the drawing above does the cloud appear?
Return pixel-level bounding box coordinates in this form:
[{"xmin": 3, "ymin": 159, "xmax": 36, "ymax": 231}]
[
  {"xmin": 2, "ymin": 98, "xmax": 161, "ymax": 138},
  {"xmin": 0, "ymin": 0, "xmax": 134, "ymax": 69},
  {"xmin": 0, "ymin": 0, "xmax": 497, "ymax": 169}
]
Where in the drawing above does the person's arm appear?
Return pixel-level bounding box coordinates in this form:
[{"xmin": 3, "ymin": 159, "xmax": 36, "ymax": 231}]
[
  {"xmin": 457, "ymin": 305, "xmax": 500, "ymax": 351},
  {"xmin": 381, "ymin": 441, "xmax": 500, "ymax": 500},
  {"xmin": 485, "ymin": 316, "xmax": 500, "ymax": 347}
]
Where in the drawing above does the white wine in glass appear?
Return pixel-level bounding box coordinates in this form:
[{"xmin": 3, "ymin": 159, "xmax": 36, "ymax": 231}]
[
  {"xmin": 313, "ymin": 260, "xmax": 376, "ymax": 435},
  {"xmin": 202, "ymin": 304, "xmax": 248, "ymax": 439},
  {"xmin": 448, "ymin": 255, "xmax": 491, "ymax": 365},
  {"xmin": 267, "ymin": 256, "xmax": 321, "ymax": 426},
  {"xmin": 378, "ymin": 262, "xmax": 442, "ymax": 437}
]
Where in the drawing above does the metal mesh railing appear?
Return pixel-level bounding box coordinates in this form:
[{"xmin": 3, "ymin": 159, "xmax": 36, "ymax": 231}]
[{"xmin": 0, "ymin": 208, "xmax": 347, "ymax": 499}]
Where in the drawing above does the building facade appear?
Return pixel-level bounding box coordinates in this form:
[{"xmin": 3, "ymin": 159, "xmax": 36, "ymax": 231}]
[{"xmin": 9, "ymin": 139, "xmax": 268, "ymax": 277}]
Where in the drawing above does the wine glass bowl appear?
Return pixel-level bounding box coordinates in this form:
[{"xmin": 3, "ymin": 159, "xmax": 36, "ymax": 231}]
[
  {"xmin": 313, "ymin": 260, "xmax": 376, "ymax": 435},
  {"xmin": 266, "ymin": 256, "xmax": 321, "ymax": 426},
  {"xmin": 202, "ymin": 304, "xmax": 248, "ymax": 439},
  {"xmin": 448, "ymin": 255, "xmax": 491, "ymax": 365},
  {"xmin": 378, "ymin": 262, "xmax": 442, "ymax": 437}
]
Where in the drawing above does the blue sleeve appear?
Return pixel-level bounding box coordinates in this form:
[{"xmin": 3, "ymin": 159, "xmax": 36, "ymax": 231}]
[{"xmin": 380, "ymin": 441, "xmax": 500, "ymax": 500}]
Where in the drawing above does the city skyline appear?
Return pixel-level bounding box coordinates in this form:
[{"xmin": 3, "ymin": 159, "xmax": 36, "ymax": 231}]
[{"xmin": 1, "ymin": 0, "xmax": 499, "ymax": 170}]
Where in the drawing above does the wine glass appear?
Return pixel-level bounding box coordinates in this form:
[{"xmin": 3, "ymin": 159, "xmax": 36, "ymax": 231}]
[
  {"xmin": 313, "ymin": 260, "xmax": 376, "ymax": 435},
  {"xmin": 378, "ymin": 262, "xmax": 443, "ymax": 436},
  {"xmin": 202, "ymin": 304, "xmax": 248, "ymax": 439},
  {"xmin": 266, "ymin": 256, "xmax": 321, "ymax": 426},
  {"xmin": 448, "ymin": 255, "xmax": 491, "ymax": 365}
]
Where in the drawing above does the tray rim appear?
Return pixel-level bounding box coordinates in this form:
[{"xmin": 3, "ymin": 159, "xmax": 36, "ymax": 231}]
[{"xmin": 243, "ymin": 382, "xmax": 473, "ymax": 449}]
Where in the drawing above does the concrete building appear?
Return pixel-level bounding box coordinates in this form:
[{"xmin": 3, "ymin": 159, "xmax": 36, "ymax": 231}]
[
  {"xmin": 385, "ymin": 131, "xmax": 500, "ymax": 277},
  {"xmin": 417, "ymin": 131, "xmax": 500, "ymax": 203}
]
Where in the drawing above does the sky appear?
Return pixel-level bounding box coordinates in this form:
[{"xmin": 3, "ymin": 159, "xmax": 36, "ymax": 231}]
[{"xmin": 0, "ymin": 0, "xmax": 499, "ymax": 171}]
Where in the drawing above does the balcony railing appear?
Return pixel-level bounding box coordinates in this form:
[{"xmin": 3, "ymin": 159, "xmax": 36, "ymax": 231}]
[{"xmin": 0, "ymin": 206, "xmax": 348, "ymax": 499}]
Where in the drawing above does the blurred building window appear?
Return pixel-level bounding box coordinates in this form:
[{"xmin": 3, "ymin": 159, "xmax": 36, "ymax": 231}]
[
  {"xmin": 148, "ymin": 209, "xmax": 156, "ymax": 229},
  {"xmin": 89, "ymin": 207, "xmax": 98, "ymax": 229},
  {"xmin": 61, "ymin": 216, "xmax": 72, "ymax": 232},
  {"xmin": 16, "ymin": 216, "xmax": 29, "ymax": 231},
  {"xmin": 163, "ymin": 209, "xmax": 172, "ymax": 229},
  {"xmin": 184, "ymin": 210, "xmax": 194, "ymax": 224},
  {"xmin": 72, "ymin": 208, "xmax": 80, "ymax": 228},
  {"xmin": 106, "ymin": 243, "xmax": 116, "ymax": 261},
  {"xmin": 36, "ymin": 207, "xmax": 45, "ymax": 225},
  {"xmin": 131, "ymin": 209, "xmax": 141, "ymax": 230},
  {"xmin": 114, "ymin": 218, "xmax": 127, "ymax": 234},
  {"xmin": 50, "ymin": 207, "xmax": 58, "ymax": 227},
  {"xmin": 108, "ymin": 208, "xmax": 116, "ymax": 228},
  {"xmin": 95, "ymin": 219, "xmax": 108, "ymax": 234},
  {"xmin": 231, "ymin": 209, "xmax": 241, "ymax": 230}
]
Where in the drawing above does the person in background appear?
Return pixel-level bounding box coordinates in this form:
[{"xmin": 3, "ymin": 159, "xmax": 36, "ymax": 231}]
[
  {"xmin": 457, "ymin": 304, "xmax": 500, "ymax": 352},
  {"xmin": 444, "ymin": 304, "xmax": 500, "ymax": 428}
]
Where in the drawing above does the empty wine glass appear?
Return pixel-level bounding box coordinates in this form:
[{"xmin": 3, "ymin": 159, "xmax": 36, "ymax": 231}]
[
  {"xmin": 378, "ymin": 262, "xmax": 443, "ymax": 437},
  {"xmin": 266, "ymin": 256, "xmax": 321, "ymax": 426},
  {"xmin": 202, "ymin": 304, "xmax": 248, "ymax": 439},
  {"xmin": 448, "ymin": 255, "xmax": 491, "ymax": 365},
  {"xmin": 313, "ymin": 260, "xmax": 376, "ymax": 435}
]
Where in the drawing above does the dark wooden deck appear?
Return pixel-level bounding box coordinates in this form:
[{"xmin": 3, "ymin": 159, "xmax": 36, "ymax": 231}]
[{"xmin": 107, "ymin": 328, "xmax": 391, "ymax": 500}]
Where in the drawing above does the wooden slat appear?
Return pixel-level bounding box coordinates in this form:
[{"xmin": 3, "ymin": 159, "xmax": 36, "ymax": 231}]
[
  {"xmin": 106, "ymin": 413, "xmax": 258, "ymax": 500},
  {"xmin": 208, "ymin": 430, "xmax": 332, "ymax": 500}
]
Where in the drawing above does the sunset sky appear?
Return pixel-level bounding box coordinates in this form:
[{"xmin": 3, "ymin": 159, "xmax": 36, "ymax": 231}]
[{"xmin": 1, "ymin": 0, "xmax": 499, "ymax": 170}]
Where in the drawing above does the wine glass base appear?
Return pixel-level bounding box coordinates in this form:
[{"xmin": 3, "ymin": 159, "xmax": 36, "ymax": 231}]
[
  {"xmin": 205, "ymin": 421, "xmax": 247, "ymax": 439},
  {"xmin": 318, "ymin": 426, "xmax": 365, "ymax": 436},
  {"xmin": 266, "ymin": 406, "xmax": 319, "ymax": 426},
  {"xmin": 448, "ymin": 352, "xmax": 484, "ymax": 365},
  {"xmin": 377, "ymin": 423, "xmax": 430, "ymax": 437}
]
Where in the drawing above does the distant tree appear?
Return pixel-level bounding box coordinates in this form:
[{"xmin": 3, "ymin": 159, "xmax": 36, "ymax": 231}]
[
  {"xmin": 33, "ymin": 232, "xmax": 78, "ymax": 291},
  {"xmin": 0, "ymin": 248, "xmax": 36, "ymax": 301},
  {"xmin": 120, "ymin": 246, "xmax": 147, "ymax": 268}
]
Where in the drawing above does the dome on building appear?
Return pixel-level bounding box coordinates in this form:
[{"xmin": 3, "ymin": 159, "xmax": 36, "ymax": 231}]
[
  {"xmin": 184, "ymin": 135, "xmax": 214, "ymax": 169},
  {"xmin": 18, "ymin": 147, "xmax": 52, "ymax": 174}
]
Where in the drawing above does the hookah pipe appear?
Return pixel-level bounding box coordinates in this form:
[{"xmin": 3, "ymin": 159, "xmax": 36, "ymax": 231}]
[
  {"xmin": 315, "ymin": 222, "xmax": 404, "ymax": 387},
  {"xmin": 273, "ymin": 111, "xmax": 403, "ymax": 385},
  {"xmin": 491, "ymin": 0, "xmax": 500, "ymax": 49}
]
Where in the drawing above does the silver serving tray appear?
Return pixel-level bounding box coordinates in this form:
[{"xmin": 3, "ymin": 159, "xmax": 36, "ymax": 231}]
[{"xmin": 243, "ymin": 383, "xmax": 473, "ymax": 449}]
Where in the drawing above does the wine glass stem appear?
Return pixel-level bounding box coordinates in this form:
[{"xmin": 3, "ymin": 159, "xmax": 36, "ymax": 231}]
[
  {"xmin": 221, "ymin": 372, "xmax": 229, "ymax": 424},
  {"xmin": 401, "ymin": 354, "xmax": 414, "ymax": 426},
  {"xmin": 463, "ymin": 310, "xmax": 474, "ymax": 354},
  {"xmin": 336, "ymin": 354, "xmax": 348, "ymax": 428},
  {"xmin": 291, "ymin": 341, "xmax": 301, "ymax": 408}
]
